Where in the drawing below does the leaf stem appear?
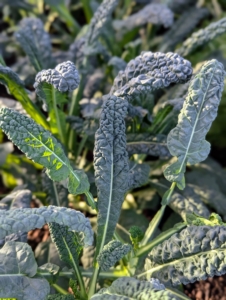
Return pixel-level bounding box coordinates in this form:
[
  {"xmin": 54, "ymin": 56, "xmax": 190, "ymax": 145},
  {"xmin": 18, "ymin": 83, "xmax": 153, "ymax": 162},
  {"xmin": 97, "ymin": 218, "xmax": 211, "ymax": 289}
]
[
  {"xmin": 52, "ymin": 86, "xmax": 66, "ymax": 145},
  {"xmin": 87, "ymin": 261, "xmax": 99, "ymax": 299},
  {"xmin": 139, "ymin": 182, "xmax": 176, "ymax": 247},
  {"xmin": 81, "ymin": 0, "xmax": 93, "ymax": 22},
  {"xmin": 51, "ymin": 283, "xmax": 68, "ymax": 295}
]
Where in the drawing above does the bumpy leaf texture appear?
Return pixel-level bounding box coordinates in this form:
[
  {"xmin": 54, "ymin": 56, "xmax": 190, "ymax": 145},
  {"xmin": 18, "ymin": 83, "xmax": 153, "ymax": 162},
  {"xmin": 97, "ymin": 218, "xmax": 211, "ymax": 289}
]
[
  {"xmin": 34, "ymin": 61, "xmax": 80, "ymax": 93},
  {"xmin": 126, "ymin": 133, "xmax": 170, "ymax": 158},
  {"xmin": 110, "ymin": 52, "xmax": 192, "ymax": 102},
  {"xmin": 145, "ymin": 225, "xmax": 226, "ymax": 286},
  {"xmin": 0, "ymin": 241, "xmax": 50, "ymax": 300},
  {"xmin": 177, "ymin": 17, "xmax": 226, "ymax": 57},
  {"xmin": 113, "ymin": 3, "xmax": 174, "ymax": 34},
  {"xmin": 164, "ymin": 60, "xmax": 225, "ymax": 189},
  {"xmin": 0, "ymin": 205, "xmax": 93, "ymax": 246},
  {"xmin": 170, "ymin": 184, "xmax": 210, "ymax": 219},
  {"xmin": 97, "ymin": 240, "xmax": 131, "ymax": 271},
  {"xmin": 15, "ymin": 17, "xmax": 53, "ymax": 71},
  {"xmin": 91, "ymin": 277, "xmax": 180, "ymax": 299},
  {"xmin": 49, "ymin": 222, "xmax": 83, "ymax": 266},
  {"xmin": 94, "ymin": 95, "xmax": 129, "ymax": 255},
  {"xmin": 0, "ymin": 108, "xmax": 90, "ymax": 195}
]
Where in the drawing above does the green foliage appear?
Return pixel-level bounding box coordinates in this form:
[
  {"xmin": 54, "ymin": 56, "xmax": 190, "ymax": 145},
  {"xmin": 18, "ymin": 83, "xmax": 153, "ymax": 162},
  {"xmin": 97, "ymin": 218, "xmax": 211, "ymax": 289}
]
[
  {"xmin": 164, "ymin": 60, "xmax": 225, "ymax": 189},
  {"xmin": 1, "ymin": 1, "xmax": 226, "ymax": 299},
  {"xmin": 97, "ymin": 240, "xmax": 131, "ymax": 271}
]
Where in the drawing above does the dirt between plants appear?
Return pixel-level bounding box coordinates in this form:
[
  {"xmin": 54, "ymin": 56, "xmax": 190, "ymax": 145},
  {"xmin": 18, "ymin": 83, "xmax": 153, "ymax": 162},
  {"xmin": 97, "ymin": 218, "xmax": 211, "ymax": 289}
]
[{"xmin": 184, "ymin": 276, "xmax": 226, "ymax": 300}]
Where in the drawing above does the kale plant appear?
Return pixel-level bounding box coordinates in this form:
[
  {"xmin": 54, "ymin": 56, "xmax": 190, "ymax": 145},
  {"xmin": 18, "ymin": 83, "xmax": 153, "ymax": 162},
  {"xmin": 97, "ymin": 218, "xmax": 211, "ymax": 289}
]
[{"xmin": 0, "ymin": 0, "xmax": 226, "ymax": 299}]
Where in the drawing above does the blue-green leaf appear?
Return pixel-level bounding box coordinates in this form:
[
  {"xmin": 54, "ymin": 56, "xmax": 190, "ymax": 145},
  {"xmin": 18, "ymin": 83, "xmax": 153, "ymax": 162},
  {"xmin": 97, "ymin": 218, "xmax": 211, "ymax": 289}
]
[
  {"xmin": 164, "ymin": 60, "xmax": 225, "ymax": 189},
  {"xmin": 0, "ymin": 241, "xmax": 50, "ymax": 300}
]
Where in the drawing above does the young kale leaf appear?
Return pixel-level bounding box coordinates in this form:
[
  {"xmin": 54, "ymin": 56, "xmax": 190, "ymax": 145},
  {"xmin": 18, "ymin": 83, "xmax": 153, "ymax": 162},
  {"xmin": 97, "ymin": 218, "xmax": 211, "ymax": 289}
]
[{"xmin": 97, "ymin": 240, "xmax": 131, "ymax": 271}]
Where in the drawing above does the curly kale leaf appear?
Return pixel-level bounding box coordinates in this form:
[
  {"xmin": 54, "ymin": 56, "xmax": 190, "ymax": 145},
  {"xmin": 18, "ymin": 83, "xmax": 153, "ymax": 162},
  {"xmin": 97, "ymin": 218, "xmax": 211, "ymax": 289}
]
[
  {"xmin": 0, "ymin": 189, "xmax": 32, "ymax": 247},
  {"xmin": 34, "ymin": 61, "xmax": 80, "ymax": 93},
  {"xmin": 164, "ymin": 60, "xmax": 225, "ymax": 189},
  {"xmin": 97, "ymin": 241, "xmax": 131, "ymax": 271}
]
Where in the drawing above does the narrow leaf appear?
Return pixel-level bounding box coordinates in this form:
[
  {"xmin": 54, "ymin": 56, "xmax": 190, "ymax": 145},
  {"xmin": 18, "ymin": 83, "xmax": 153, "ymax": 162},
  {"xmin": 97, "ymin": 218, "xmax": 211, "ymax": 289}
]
[
  {"xmin": 49, "ymin": 222, "xmax": 83, "ymax": 266},
  {"xmin": 94, "ymin": 95, "xmax": 129, "ymax": 255},
  {"xmin": 164, "ymin": 60, "xmax": 225, "ymax": 189}
]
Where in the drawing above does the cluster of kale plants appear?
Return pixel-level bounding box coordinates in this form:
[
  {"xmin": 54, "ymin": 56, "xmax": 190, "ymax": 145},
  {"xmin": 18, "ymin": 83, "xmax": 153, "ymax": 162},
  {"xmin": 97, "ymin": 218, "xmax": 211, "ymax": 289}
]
[{"xmin": 0, "ymin": 0, "xmax": 226, "ymax": 299}]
